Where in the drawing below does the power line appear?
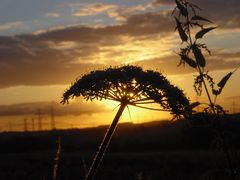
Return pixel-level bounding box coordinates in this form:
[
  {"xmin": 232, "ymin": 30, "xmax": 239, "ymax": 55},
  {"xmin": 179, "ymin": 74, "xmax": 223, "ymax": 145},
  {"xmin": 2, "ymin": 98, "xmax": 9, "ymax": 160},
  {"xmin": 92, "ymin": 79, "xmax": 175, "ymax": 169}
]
[
  {"xmin": 23, "ymin": 118, "xmax": 28, "ymax": 132},
  {"xmin": 31, "ymin": 118, "xmax": 35, "ymax": 131},
  {"xmin": 37, "ymin": 109, "xmax": 42, "ymax": 131}
]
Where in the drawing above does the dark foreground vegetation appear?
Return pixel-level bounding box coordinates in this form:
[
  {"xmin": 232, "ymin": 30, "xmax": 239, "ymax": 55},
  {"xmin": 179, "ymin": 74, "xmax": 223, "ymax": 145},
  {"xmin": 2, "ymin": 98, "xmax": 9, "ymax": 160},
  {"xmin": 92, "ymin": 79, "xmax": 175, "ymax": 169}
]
[{"xmin": 1, "ymin": 113, "xmax": 240, "ymax": 180}]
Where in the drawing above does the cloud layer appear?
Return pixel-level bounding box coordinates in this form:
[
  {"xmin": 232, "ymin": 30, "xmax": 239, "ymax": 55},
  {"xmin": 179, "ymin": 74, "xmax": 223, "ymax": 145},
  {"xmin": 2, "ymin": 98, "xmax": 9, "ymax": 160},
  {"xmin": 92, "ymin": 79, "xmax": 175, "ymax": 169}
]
[
  {"xmin": 154, "ymin": 0, "xmax": 240, "ymax": 29},
  {"xmin": 0, "ymin": 101, "xmax": 107, "ymax": 117},
  {"xmin": 0, "ymin": 10, "xmax": 174, "ymax": 88},
  {"xmin": 0, "ymin": 1, "xmax": 239, "ymax": 89}
]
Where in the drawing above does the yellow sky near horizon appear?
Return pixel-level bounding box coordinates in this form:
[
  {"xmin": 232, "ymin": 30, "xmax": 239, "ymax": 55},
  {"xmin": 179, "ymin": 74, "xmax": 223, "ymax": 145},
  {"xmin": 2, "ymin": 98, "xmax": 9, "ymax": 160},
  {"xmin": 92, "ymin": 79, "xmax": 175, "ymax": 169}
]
[
  {"xmin": 0, "ymin": 68, "xmax": 239, "ymax": 132},
  {"xmin": 0, "ymin": 99, "xmax": 173, "ymax": 132}
]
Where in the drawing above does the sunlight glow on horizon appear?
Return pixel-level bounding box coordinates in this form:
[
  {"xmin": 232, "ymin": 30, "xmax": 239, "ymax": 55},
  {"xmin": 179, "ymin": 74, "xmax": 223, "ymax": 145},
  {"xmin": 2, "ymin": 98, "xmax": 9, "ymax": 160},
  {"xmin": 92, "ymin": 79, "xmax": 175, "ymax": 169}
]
[
  {"xmin": 0, "ymin": 69, "xmax": 239, "ymax": 132},
  {"xmin": 0, "ymin": 106, "xmax": 171, "ymax": 132}
]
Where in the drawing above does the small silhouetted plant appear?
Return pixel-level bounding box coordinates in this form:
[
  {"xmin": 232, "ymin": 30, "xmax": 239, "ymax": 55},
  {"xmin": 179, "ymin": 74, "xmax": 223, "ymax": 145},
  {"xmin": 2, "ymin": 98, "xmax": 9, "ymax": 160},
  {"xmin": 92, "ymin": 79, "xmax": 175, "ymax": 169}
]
[
  {"xmin": 173, "ymin": 0, "xmax": 238, "ymax": 179},
  {"xmin": 53, "ymin": 136, "xmax": 61, "ymax": 180},
  {"xmin": 61, "ymin": 65, "xmax": 190, "ymax": 180}
]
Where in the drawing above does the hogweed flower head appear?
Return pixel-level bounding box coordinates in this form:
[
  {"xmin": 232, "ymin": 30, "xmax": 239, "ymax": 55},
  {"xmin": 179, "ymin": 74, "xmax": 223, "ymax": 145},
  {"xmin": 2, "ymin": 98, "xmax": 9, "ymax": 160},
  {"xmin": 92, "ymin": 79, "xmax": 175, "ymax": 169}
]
[
  {"xmin": 61, "ymin": 65, "xmax": 190, "ymax": 180},
  {"xmin": 61, "ymin": 65, "xmax": 189, "ymax": 117}
]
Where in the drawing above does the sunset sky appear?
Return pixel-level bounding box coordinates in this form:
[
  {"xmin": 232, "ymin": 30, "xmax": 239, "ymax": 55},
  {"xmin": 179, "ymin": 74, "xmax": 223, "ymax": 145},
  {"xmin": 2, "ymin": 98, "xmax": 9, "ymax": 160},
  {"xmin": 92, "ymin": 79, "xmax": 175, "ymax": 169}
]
[{"xmin": 0, "ymin": 0, "xmax": 239, "ymax": 131}]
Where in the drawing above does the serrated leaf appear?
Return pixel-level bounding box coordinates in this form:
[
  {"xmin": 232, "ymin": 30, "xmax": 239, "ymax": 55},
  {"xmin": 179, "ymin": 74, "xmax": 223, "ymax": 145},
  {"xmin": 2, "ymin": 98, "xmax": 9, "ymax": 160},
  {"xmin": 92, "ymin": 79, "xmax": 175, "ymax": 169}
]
[
  {"xmin": 175, "ymin": 0, "xmax": 188, "ymax": 17},
  {"xmin": 181, "ymin": 54, "xmax": 197, "ymax": 68},
  {"xmin": 175, "ymin": 17, "xmax": 188, "ymax": 42},
  {"xmin": 190, "ymin": 102, "xmax": 200, "ymax": 109},
  {"xmin": 191, "ymin": 15, "xmax": 212, "ymax": 23},
  {"xmin": 195, "ymin": 27, "xmax": 216, "ymax": 39},
  {"xmin": 192, "ymin": 45, "xmax": 206, "ymax": 67},
  {"xmin": 217, "ymin": 72, "xmax": 232, "ymax": 89}
]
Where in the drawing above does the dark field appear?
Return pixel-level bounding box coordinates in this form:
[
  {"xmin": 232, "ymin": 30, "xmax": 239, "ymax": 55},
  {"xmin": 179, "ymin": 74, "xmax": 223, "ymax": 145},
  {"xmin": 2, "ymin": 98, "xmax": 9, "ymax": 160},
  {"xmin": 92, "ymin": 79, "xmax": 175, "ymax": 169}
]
[{"xmin": 1, "ymin": 115, "xmax": 240, "ymax": 180}]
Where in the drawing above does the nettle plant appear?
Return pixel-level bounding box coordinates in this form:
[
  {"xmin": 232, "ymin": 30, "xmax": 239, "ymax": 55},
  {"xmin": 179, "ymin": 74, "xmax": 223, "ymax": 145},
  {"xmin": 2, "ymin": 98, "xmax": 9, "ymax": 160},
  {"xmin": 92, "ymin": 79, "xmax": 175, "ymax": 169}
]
[
  {"xmin": 173, "ymin": 0, "xmax": 237, "ymax": 113},
  {"xmin": 61, "ymin": 65, "xmax": 190, "ymax": 180},
  {"xmin": 173, "ymin": 0, "xmax": 238, "ymax": 178}
]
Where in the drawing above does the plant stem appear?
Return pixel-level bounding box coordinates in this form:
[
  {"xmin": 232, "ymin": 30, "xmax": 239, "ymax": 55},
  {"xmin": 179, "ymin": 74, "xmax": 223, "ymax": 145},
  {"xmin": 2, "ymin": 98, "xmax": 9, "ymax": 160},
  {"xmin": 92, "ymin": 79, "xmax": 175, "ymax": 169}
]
[
  {"xmin": 186, "ymin": 6, "xmax": 214, "ymax": 110},
  {"xmin": 185, "ymin": 7, "xmax": 216, "ymax": 115},
  {"xmin": 85, "ymin": 103, "xmax": 126, "ymax": 180},
  {"xmin": 53, "ymin": 136, "xmax": 61, "ymax": 180},
  {"xmin": 198, "ymin": 67, "xmax": 215, "ymax": 110},
  {"xmin": 194, "ymin": 45, "xmax": 236, "ymax": 180},
  {"xmin": 185, "ymin": 6, "xmax": 236, "ymax": 179}
]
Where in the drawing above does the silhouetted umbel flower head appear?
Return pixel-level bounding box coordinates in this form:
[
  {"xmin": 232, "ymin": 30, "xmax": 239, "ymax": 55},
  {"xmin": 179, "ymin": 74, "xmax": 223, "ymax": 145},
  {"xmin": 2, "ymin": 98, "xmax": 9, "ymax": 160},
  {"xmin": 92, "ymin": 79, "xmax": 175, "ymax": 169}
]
[
  {"xmin": 62, "ymin": 65, "xmax": 190, "ymax": 180},
  {"xmin": 61, "ymin": 65, "xmax": 189, "ymax": 116}
]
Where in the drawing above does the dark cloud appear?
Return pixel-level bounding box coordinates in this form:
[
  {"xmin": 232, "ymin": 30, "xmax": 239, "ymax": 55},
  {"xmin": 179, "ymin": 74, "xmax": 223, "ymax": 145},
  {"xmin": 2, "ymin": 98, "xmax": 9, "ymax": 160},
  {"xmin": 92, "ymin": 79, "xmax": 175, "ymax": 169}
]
[
  {"xmin": 0, "ymin": 12, "xmax": 173, "ymax": 88},
  {"xmin": 153, "ymin": 0, "xmax": 240, "ymax": 29},
  {"xmin": 0, "ymin": 101, "xmax": 107, "ymax": 117},
  {"xmin": 0, "ymin": 34, "xmax": 104, "ymax": 88},
  {"xmin": 17, "ymin": 12, "xmax": 173, "ymax": 42}
]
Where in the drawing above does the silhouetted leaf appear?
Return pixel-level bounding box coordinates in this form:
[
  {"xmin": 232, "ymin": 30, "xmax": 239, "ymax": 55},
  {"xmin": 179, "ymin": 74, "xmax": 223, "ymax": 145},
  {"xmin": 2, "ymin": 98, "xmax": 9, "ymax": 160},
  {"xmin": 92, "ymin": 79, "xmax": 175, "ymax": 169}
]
[
  {"xmin": 189, "ymin": 3, "xmax": 201, "ymax": 15},
  {"xmin": 195, "ymin": 27, "xmax": 216, "ymax": 39},
  {"xmin": 194, "ymin": 74, "xmax": 203, "ymax": 95},
  {"xmin": 192, "ymin": 45, "xmax": 206, "ymax": 67},
  {"xmin": 180, "ymin": 54, "xmax": 197, "ymax": 68},
  {"xmin": 175, "ymin": 0, "xmax": 188, "ymax": 16},
  {"xmin": 203, "ymin": 73, "xmax": 215, "ymax": 90},
  {"xmin": 175, "ymin": 17, "xmax": 188, "ymax": 42},
  {"xmin": 217, "ymin": 72, "xmax": 232, "ymax": 89},
  {"xmin": 190, "ymin": 102, "xmax": 200, "ymax": 109},
  {"xmin": 191, "ymin": 15, "xmax": 212, "ymax": 23}
]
